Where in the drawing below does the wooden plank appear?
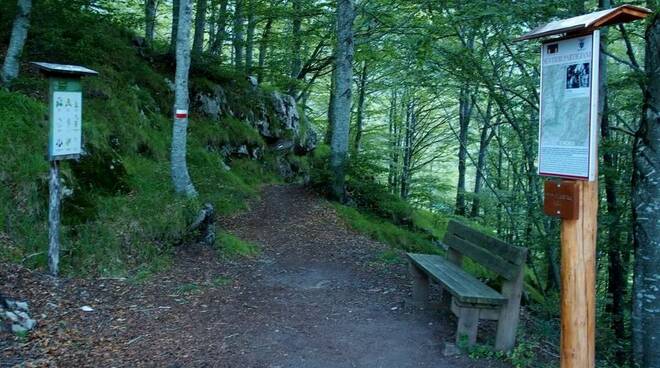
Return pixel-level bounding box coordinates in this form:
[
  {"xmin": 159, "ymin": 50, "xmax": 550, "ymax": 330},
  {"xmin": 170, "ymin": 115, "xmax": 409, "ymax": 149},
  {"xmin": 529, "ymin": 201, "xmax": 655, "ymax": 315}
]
[
  {"xmin": 446, "ymin": 220, "xmax": 527, "ymax": 265},
  {"xmin": 443, "ymin": 233, "xmax": 519, "ymax": 280},
  {"xmin": 451, "ymin": 298, "xmax": 500, "ymax": 320},
  {"xmin": 407, "ymin": 253, "xmax": 505, "ymax": 305}
]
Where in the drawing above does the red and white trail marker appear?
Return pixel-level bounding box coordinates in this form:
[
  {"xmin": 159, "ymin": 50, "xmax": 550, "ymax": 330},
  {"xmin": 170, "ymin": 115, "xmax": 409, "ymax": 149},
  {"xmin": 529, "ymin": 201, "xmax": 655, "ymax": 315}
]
[{"xmin": 175, "ymin": 109, "xmax": 188, "ymax": 119}]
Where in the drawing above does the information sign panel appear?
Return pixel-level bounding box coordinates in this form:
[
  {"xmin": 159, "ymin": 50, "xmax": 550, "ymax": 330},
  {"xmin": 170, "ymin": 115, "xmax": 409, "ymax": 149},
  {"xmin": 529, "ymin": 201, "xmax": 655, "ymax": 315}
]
[
  {"xmin": 48, "ymin": 78, "xmax": 83, "ymax": 159},
  {"xmin": 538, "ymin": 31, "xmax": 600, "ymax": 181}
]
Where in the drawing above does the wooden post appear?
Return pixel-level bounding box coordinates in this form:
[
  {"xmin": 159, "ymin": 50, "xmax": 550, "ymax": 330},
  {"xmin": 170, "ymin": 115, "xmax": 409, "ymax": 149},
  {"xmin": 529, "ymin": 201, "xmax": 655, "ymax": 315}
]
[
  {"xmin": 560, "ymin": 179, "xmax": 597, "ymax": 368},
  {"xmin": 48, "ymin": 160, "xmax": 61, "ymax": 276}
]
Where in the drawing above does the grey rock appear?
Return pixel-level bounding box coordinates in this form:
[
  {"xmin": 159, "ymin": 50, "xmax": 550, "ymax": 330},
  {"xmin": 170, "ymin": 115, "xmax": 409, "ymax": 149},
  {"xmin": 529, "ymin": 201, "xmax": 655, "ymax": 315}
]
[
  {"xmin": 4, "ymin": 311, "xmax": 18, "ymax": 322},
  {"xmin": 195, "ymin": 85, "xmax": 228, "ymax": 120},
  {"xmin": 11, "ymin": 323, "xmax": 28, "ymax": 334},
  {"xmin": 247, "ymin": 75, "xmax": 258, "ymax": 87},
  {"xmin": 270, "ymin": 92, "xmax": 300, "ymax": 134},
  {"xmin": 442, "ymin": 342, "xmax": 462, "ymax": 357}
]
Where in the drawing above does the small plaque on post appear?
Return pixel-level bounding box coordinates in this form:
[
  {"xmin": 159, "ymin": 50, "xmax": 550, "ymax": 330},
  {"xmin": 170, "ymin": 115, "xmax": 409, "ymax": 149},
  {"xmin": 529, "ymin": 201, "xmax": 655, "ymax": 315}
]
[{"xmin": 544, "ymin": 180, "xmax": 580, "ymax": 220}]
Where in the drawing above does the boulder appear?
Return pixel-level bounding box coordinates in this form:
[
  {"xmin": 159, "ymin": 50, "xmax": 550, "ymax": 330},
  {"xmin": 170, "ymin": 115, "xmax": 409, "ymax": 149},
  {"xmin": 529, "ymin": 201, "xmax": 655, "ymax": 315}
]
[
  {"xmin": 270, "ymin": 92, "xmax": 300, "ymax": 133},
  {"xmin": 195, "ymin": 85, "xmax": 229, "ymax": 120}
]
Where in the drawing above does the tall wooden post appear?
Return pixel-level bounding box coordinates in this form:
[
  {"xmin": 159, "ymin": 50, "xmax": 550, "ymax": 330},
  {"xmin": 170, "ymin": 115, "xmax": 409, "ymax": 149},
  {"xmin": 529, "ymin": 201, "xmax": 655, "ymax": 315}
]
[
  {"xmin": 560, "ymin": 179, "xmax": 597, "ymax": 367},
  {"xmin": 48, "ymin": 160, "xmax": 61, "ymax": 276}
]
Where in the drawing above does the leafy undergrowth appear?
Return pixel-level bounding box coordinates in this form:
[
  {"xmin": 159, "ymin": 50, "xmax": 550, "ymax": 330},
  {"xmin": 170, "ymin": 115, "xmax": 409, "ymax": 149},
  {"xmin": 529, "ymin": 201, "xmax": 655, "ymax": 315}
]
[
  {"xmin": 332, "ymin": 203, "xmax": 440, "ymax": 255},
  {"xmin": 0, "ymin": 3, "xmax": 280, "ymax": 276}
]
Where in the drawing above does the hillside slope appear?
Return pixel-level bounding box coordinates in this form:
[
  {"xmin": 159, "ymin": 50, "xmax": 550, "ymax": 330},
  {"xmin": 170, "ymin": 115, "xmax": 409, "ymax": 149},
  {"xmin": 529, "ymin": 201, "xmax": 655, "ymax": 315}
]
[{"xmin": 0, "ymin": 2, "xmax": 316, "ymax": 276}]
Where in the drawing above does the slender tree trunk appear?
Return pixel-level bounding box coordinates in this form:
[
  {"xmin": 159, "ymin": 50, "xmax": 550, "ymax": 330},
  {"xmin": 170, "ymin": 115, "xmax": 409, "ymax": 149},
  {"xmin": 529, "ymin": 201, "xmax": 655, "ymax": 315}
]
[
  {"xmin": 353, "ymin": 60, "xmax": 368, "ymax": 153},
  {"xmin": 454, "ymin": 86, "xmax": 472, "ymax": 216},
  {"xmin": 233, "ymin": 0, "xmax": 244, "ymax": 69},
  {"xmin": 632, "ymin": 11, "xmax": 660, "ymax": 368},
  {"xmin": 192, "ymin": 0, "xmax": 208, "ymax": 58},
  {"xmin": 388, "ymin": 90, "xmax": 398, "ymax": 191},
  {"xmin": 290, "ymin": 0, "xmax": 303, "ymax": 86},
  {"xmin": 329, "ymin": 0, "xmax": 355, "ymax": 201},
  {"xmin": 470, "ymin": 120, "xmax": 494, "ymax": 218},
  {"xmin": 209, "ymin": 1, "xmax": 217, "ymax": 47},
  {"xmin": 245, "ymin": 1, "xmax": 255, "ymax": 73},
  {"xmin": 171, "ymin": 0, "xmax": 198, "ymax": 198},
  {"xmin": 170, "ymin": 0, "xmax": 180, "ymax": 55},
  {"xmin": 325, "ymin": 63, "xmax": 337, "ymax": 145},
  {"xmin": 209, "ymin": 0, "xmax": 228, "ymax": 58},
  {"xmin": 145, "ymin": 0, "xmax": 157, "ymax": 47},
  {"xmin": 1, "ymin": 0, "xmax": 32, "ymax": 87},
  {"xmin": 596, "ymin": 1, "xmax": 627, "ymax": 363},
  {"xmin": 257, "ymin": 17, "xmax": 273, "ymax": 83},
  {"xmin": 400, "ymin": 100, "xmax": 415, "ymax": 200}
]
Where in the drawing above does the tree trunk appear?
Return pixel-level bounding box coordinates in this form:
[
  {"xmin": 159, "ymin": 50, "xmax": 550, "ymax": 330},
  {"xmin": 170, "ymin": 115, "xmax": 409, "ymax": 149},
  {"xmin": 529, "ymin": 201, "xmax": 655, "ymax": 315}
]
[
  {"xmin": 454, "ymin": 86, "xmax": 472, "ymax": 216},
  {"xmin": 353, "ymin": 60, "xmax": 368, "ymax": 154},
  {"xmin": 290, "ymin": 0, "xmax": 302, "ymax": 90},
  {"xmin": 232, "ymin": 0, "xmax": 244, "ymax": 69},
  {"xmin": 597, "ymin": 1, "xmax": 627, "ymax": 363},
  {"xmin": 388, "ymin": 90, "xmax": 398, "ymax": 192},
  {"xmin": 325, "ymin": 63, "xmax": 337, "ymax": 145},
  {"xmin": 192, "ymin": 0, "xmax": 208, "ymax": 58},
  {"xmin": 257, "ymin": 17, "xmax": 273, "ymax": 83},
  {"xmin": 470, "ymin": 120, "xmax": 494, "ymax": 218},
  {"xmin": 400, "ymin": 100, "xmax": 415, "ymax": 200},
  {"xmin": 632, "ymin": 11, "xmax": 660, "ymax": 368},
  {"xmin": 244, "ymin": 1, "xmax": 255, "ymax": 73},
  {"xmin": 208, "ymin": 1, "xmax": 217, "ymax": 47},
  {"xmin": 171, "ymin": 0, "xmax": 198, "ymax": 198},
  {"xmin": 170, "ymin": 0, "xmax": 180, "ymax": 55},
  {"xmin": 1, "ymin": 0, "xmax": 32, "ymax": 87},
  {"xmin": 145, "ymin": 0, "xmax": 157, "ymax": 48},
  {"xmin": 329, "ymin": 0, "xmax": 355, "ymax": 201},
  {"xmin": 209, "ymin": 0, "xmax": 228, "ymax": 58}
]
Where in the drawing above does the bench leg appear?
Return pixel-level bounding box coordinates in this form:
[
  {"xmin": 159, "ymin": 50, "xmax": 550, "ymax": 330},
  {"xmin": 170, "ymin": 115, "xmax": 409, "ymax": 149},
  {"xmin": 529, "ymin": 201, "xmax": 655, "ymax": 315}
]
[
  {"xmin": 409, "ymin": 262, "xmax": 429, "ymax": 308},
  {"xmin": 495, "ymin": 268, "xmax": 524, "ymax": 351},
  {"xmin": 456, "ymin": 306, "xmax": 479, "ymax": 347}
]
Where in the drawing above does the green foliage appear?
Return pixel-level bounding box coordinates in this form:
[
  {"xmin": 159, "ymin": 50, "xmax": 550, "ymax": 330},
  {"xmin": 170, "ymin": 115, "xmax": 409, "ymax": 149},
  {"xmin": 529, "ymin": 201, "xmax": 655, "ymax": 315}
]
[
  {"xmin": 0, "ymin": 3, "xmax": 283, "ymax": 276},
  {"xmin": 215, "ymin": 231, "xmax": 260, "ymax": 258},
  {"xmin": 332, "ymin": 204, "xmax": 438, "ymax": 255}
]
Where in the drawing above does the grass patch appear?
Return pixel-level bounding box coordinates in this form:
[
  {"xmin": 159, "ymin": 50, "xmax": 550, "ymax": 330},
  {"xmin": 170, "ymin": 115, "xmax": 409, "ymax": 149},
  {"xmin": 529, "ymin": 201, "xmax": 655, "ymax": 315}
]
[
  {"xmin": 215, "ymin": 231, "xmax": 260, "ymax": 258},
  {"xmin": 333, "ymin": 204, "xmax": 439, "ymax": 255}
]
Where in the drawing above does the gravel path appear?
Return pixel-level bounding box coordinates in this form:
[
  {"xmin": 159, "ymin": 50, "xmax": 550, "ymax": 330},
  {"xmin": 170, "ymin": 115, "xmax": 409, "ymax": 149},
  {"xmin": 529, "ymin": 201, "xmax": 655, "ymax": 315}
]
[{"xmin": 1, "ymin": 185, "xmax": 508, "ymax": 368}]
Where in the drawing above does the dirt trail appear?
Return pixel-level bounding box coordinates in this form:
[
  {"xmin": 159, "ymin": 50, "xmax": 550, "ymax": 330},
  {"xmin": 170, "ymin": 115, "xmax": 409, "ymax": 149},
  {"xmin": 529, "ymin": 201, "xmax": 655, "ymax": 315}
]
[{"xmin": 1, "ymin": 185, "xmax": 508, "ymax": 368}]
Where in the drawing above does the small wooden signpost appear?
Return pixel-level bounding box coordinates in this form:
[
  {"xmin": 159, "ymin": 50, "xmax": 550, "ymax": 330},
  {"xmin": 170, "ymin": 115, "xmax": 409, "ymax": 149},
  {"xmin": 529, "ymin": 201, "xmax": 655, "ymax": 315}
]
[
  {"xmin": 31, "ymin": 62, "xmax": 98, "ymax": 277},
  {"xmin": 516, "ymin": 5, "xmax": 650, "ymax": 368}
]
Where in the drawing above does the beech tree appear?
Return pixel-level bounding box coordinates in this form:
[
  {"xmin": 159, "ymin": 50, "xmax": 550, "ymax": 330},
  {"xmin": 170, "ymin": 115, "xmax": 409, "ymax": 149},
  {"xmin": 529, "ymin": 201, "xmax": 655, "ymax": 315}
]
[
  {"xmin": 192, "ymin": 0, "xmax": 208, "ymax": 58},
  {"xmin": 144, "ymin": 0, "xmax": 157, "ymax": 47},
  {"xmin": 171, "ymin": 0, "xmax": 198, "ymax": 197},
  {"xmin": 1, "ymin": 0, "xmax": 32, "ymax": 87},
  {"xmin": 632, "ymin": 10, "xmax": 659, "ymax": 368},
  {"xmin": 329, "ymin": 0, "xmax": 355, "ymax": 201}
]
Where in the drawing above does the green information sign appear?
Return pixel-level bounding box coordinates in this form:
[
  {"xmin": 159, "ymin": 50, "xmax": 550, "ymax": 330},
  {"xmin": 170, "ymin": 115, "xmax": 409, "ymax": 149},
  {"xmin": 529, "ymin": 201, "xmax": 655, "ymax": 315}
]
[{"xmin": 48, "ymin": 77, "xmax": 83, "ymax": 159}]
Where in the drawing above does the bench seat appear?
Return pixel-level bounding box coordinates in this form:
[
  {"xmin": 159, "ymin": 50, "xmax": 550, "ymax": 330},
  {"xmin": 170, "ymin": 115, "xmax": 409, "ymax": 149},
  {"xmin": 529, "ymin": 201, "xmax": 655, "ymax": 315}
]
[{"xmin": 407, "ymin": 253, "xmax": 506, "ymax": 306}]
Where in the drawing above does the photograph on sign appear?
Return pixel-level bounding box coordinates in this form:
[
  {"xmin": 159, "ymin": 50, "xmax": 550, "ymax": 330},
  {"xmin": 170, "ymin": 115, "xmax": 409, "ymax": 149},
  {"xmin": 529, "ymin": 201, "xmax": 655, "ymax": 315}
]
[
  {"xmin": 538, "ymin": 32, "xmax": 600, "ymax": 181},
  {"xmin": 50, "ymin": 91, "xmax": 83, "ymax": 157}
]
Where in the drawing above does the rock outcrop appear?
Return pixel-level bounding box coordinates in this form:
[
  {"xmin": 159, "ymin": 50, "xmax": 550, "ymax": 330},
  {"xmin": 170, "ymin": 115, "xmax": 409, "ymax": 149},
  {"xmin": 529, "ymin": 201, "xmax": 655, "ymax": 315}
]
[{"xmin": 191, "ymin": 78, "xmax": 317, "ymax": 181}]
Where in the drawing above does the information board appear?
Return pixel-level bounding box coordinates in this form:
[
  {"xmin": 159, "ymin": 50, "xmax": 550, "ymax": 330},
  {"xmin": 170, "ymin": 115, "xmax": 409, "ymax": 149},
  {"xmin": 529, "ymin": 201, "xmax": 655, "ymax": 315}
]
[
  {"xmin": 49, "ymin": 79, "xmax": 83, "ymax": 159},
  {"xmin": 538, "ymin": 32, "xmax": 600, "ymax": 181}
]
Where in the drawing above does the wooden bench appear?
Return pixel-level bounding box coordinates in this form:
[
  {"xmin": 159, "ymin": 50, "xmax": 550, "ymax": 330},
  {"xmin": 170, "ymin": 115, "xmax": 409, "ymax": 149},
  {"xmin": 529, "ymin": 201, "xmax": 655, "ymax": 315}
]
[{"xmin": 407, "ymin": 220, "xmax": 527, "ymax": 351}]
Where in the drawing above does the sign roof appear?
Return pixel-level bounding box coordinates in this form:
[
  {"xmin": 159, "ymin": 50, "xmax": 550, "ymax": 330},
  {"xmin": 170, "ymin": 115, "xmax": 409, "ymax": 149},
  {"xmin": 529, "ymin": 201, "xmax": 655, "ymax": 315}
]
[
  {"xmin": 31, "ymin": 62, "xmax": 99, "ymax": 76},
  {"xmin": 516, "ymin": 4, "xmax": 651, "ymax": 41}
]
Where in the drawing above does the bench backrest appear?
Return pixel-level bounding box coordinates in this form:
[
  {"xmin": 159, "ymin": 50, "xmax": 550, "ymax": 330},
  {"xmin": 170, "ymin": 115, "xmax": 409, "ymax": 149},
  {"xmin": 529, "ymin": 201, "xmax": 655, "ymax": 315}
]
[{"xmin": 442, "ymin": 220, "xmax": 527, "ymax": 280}]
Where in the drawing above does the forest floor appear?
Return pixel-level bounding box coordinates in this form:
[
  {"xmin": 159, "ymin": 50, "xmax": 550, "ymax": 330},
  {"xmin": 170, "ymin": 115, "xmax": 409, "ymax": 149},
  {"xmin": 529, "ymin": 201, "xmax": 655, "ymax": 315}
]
[{"xmin": 1, "ymin": 185, "xmax": 509, "ymax": 368}]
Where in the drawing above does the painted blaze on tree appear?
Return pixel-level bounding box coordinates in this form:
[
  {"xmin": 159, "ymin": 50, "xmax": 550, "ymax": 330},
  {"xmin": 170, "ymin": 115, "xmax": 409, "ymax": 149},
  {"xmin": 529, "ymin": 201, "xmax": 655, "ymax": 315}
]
[{"xmin": 171, "ymin": 0, "xmax": 198, "ymax": 197}]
